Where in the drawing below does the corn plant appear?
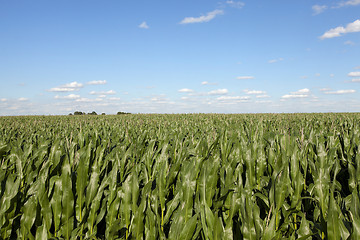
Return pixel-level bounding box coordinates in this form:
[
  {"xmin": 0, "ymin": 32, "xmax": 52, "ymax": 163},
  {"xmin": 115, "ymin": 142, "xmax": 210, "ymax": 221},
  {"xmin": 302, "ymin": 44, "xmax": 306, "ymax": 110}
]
[{"xmin": 0, "ymin": 113, "xmax": 359, "ymax": 239}]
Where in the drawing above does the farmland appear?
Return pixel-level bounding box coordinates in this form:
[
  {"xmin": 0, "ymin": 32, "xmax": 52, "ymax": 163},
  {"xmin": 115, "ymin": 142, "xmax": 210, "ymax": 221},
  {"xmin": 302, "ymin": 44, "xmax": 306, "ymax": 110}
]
[{"xmin": 0, "ymin": 113, "xmax": 359, "ymax": 239}]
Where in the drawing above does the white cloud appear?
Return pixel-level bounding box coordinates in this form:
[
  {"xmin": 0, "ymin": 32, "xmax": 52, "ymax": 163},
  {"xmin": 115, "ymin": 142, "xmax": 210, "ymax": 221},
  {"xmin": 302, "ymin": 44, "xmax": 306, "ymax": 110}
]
[
  {"xmin": 87, "ymin": 80, "xmax": 107, "ymax": 85},
  {"xmin": 48, "ymin": 81, "xmax": 83, "ymax": 92},
  {"xmin": 178, "ymin": 88, "xmax": 194, "ymax": 93},
  {"xmin": 244, "ymin": 90, "xmax": 266, "ymax": 94},
  {"xmin": 268, "ymin": 58, "xmax": 283, "ymax": 63},
  {"xmin": 1, "ymin": 98, "xmax": 7, "ymax": 102},
  {"xmin": 255, "ymin": 100, "xmax": 272, "ymax": 104},
  {"xmin": 208, "ymin": 89, "xmax": 228, "ymax": 95},
  {"xmin": 201, "ymin": 81, "xmax": 217, "ymax": 85},
  {"xmin": 312, "ymin": 5, "xmax": 327, "ymax": 15},
  {"xmin": 180, "ymin": 9, "xmax": 224, "ymax": 24},
  {"xmin": 330, "ymin": 73, "xmax": 335, "ymax": 77},
  {"xmin": 75, "ymin": 98, "xmax": 94, "ymax": 102},
  {"xmin": 344, "ymin": 40, "xmax": 355, "ymax": 45},
  {"xmin": 64, "ymin": 82, "xmax": 83, "ymax": 88},
  {"xmin": 89, "ymin": 90, "xmax": 116, "ymax": 95},
  {"xmin": 18, "ymin": 97, "xmax": 28, "ymax": 101},
  {"xmin": 281, "ymin": 88, "xmax": 311, "ymax": 99},
  {"xmin": 338, "ymin": 0, "xmax": 360, "ymax": 7},
  {"xmin": 149, "ymin": 95, "xmax": 173, "ymax": 104},
  {"xmin": 48, "ymin": 88, "xmax": 75, "ymax": 92},
  {"xmin": 109, "ymin": 97, "xmax": 121, "ymax": 101},
  {"xmin": 320, "ymin": 88, "xmax": 331, "ymax": 91},
  {"xmin": 348, "ymin": 71, "xmax": 360, "ymax": 77},
  {"xmin": 320, "ymin": 19, "xmax": 360, "ymax": 39},
  {"xmin": 139, "ymin": 21, "xmax": 149, "ymax": 29},
  {"xmin": 217, "ymin": 96, "xmax": 249, "ymax": 100},
  {"xmin": 293, "ymin": 88, "xmax": 310, "ymax": 94},
  {"xmin": 281, "ymin": 94, "xmax": 309, "ymax": 99},
  {"xmin": 55, "ymin": 94, "xmax": 80, "ymax": 99},
  {"xmin": 226, "ymin": 1, "xmax": 245, "ymax": 8},
  {"xmin": 324, "ymin": 89, "xmax": 356, "ymax": 94},
  {"xmin": 351, "ymin": 78, "xmax": 360, "ymax": 82},
  {"xmin": 256, "ymin": 95, "xmax": 270, "ymax": 98},
  {"xmin": 236, "ymin": 76, "xmax": 254, "ymax": 80}
]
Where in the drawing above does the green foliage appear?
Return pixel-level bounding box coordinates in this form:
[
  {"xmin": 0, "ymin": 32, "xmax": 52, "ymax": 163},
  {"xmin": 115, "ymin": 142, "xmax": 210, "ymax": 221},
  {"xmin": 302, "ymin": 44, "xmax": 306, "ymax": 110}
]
[
  {"xmin": 117, "ymin": 111, "xmax": 130, "ymax": 115},
  {"xmin": 0, "ymin": 113, "xmax": 359, "ymax": 239}
]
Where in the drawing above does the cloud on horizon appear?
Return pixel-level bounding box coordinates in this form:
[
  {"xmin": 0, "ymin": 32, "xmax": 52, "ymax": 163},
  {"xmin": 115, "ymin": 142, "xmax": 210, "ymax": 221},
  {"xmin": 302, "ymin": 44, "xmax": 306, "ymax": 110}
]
[
  {"xmin": 48, "ymin": 82, "xmax": 84, "ymax": 92},
  {"xmin": 87, "ymin": 80, "xmax": 107, "ymax": 85},
  {"xmin": 236, "ymin": 76, "xmax": 255, "ymax": 80}
]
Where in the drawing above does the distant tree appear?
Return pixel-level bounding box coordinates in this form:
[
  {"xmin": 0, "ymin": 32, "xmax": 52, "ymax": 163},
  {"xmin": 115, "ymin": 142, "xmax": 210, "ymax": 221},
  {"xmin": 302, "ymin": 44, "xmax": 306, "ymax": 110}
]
[
  {"xmin": 117, "ymin": 111, "xmax": 130, "ymax": 115},
  {"xmin": 101, "ymin": 113, "xmax": 106, "ymax": 115},
  {"xmin": 74, "ymin": 111, "xmax": 83, "ymax": 115},
  {"xmin": 88, "ymin": 111, "xmax": 97, "ymax": 115},
  {"xmin": 69, "ymin": 113, "xmax": 73, "ymax": 115}
]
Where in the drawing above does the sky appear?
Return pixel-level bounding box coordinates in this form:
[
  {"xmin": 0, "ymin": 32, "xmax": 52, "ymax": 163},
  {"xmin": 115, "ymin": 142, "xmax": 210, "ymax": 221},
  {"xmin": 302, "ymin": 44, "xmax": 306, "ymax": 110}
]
[{"xmin": 1, "ymin": 0, "xmax": 360, "ymax": 115}]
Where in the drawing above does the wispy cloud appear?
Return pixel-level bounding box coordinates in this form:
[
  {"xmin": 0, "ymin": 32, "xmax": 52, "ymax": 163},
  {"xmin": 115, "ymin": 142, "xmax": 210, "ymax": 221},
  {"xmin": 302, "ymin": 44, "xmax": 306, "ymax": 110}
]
[
  {"xmin": 320, "ymin": 19, "xmax": 360, "ymax": 39},
  {"xmin": 178, "ymin": 88, "xmax": 194, "ymax": 93},
  {"xmin": 348, "ymin": 71, "xmax": 360, "ymax": 77},
  {"xmin": 255, "ymin": 100, "xmax": 272, "ymax": 104},
  {"xmin": 344, "ymin": 40, "xmax": 355, "ymax": 45},
  {"xmin": 225, "ymin": 1, "xmax": 245, "ymax": 9},
  {"xmin": 281, "ymin": 88, "xmax": 311, "ymax": 99},
  {"xmin": 1, "ymin": 98, "xmax": 6, "ymax": 102},
  {"xmin": 281, "ymin": 94, "xmax": 309, "ymax": 99},
  {"xmin": 18, "ymin": 97, "xmax": 28, "ymax": 101},
  {"xmin": 324, "ymin": 89, "xmax": 356, "ymax": 94},
  {"xmin": 236, "ymin": 76, "xmax": 254, "ymax": 80},
  {"xmin": 268, "ymin": 58, "xmax": 283, "ymax": 64},
  {"xmin": 312, "ymin": 5, "xmax": 327, "ymax": 15},
  {"xmin": 256, "ymin": 95, "xmax": 270, "ymax": 98},
  {"xmin": 201, "ymin": 81, "xmax": 217, "ymax": 85},
  {"xmin": 55, "ymin": 94, "xmax": 80, "ymax": 99},
  {"xmin": 89, "ymin": 90, "xmax": 116, "ymax": 95},
  {"xmin": 244, "ymin": 89, "xmax": 266, "ymax": 95},
  {"xmin": 87, "ymin": 80, "xmax": 107, "ymax": 85},
  {"xmin": 109, "ymin": 97, "xmax": 121, "ymax": 101},
  {"xmin": 217, "ymin": 96, "xmax": 249, "ymax": 100},
  {"xmin": 180, "ymin": 9, "xmax": 224, "ymax": 24},
  {"xmin": 48, "ymin": 81, "xmax": 83, "ymax": 92},
  {"xmin": 338, "ymin": 0, "xmax": 360, "ymax": 7},
  {"xmin": 208, "ymin": 89, "xmax": 228, "ymax": 95},
  {"xmin": 293, "ymin": 88, "xmax": 310, "ymax": 94},
  {"xmin": 350, "ymin": 78, "xmax": 360, "ymax": 82},
  {"xmin": 139, "ymin": 21, "xmax": 149, "ymax": 29}
]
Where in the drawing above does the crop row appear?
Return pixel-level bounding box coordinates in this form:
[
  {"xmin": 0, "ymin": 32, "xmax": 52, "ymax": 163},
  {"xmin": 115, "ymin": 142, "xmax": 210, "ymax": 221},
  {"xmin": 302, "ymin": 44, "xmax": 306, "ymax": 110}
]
[{"xmin": 0, "ymin": 114, "xmax": 359, "ymax": 239}]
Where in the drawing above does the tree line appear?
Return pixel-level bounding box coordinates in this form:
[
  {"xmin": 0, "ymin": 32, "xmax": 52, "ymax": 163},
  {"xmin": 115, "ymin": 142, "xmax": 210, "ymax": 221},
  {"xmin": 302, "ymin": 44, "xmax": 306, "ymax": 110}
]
[{"xmin": 69, "ymin": 111, "xmax": 130, "ymax": 115}]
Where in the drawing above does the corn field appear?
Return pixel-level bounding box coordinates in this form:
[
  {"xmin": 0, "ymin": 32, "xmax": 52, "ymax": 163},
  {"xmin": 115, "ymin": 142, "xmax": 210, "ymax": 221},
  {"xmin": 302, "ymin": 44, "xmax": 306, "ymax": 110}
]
[{"xmin": 0, "ymin": 113, "xmax": 359, "ymax": 239}]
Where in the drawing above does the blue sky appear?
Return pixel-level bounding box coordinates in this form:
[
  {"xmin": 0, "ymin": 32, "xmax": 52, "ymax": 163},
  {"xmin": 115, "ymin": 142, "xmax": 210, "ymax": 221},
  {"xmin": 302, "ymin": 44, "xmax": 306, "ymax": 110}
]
[{"xmin": 1, "ymin": 0, "xmax": 360, "ymax": 115}]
